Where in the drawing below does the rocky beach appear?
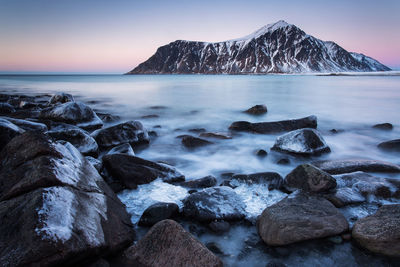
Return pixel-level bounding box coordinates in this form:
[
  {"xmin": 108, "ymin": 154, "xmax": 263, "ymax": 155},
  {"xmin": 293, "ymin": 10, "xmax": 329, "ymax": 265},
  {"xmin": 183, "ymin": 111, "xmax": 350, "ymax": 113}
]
[{"xmin": 0, "ymin": 86, "xmax": 399, "ymax": 266}]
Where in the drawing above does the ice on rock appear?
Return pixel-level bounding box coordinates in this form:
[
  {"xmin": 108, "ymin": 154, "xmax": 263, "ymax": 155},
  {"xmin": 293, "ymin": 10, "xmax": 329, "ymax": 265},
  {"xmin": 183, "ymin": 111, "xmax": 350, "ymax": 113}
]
[{"xmin": 118, "ymin": 179, "xmax": 188, "ymax": 224}]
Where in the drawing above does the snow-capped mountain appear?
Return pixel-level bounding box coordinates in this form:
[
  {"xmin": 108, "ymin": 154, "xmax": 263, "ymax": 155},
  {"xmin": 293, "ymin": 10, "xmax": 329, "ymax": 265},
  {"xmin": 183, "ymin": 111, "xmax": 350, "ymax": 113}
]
[{"xmin": 127, "ymin": 20, "xmax": 390, "ymax": 74}]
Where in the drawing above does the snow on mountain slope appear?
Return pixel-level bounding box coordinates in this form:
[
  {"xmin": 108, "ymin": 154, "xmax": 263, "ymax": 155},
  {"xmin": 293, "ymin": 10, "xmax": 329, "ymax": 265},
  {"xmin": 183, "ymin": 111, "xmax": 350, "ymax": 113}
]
[{"xmin": 127, "ymin": 20, "xmax": 391, "ymax": 74}]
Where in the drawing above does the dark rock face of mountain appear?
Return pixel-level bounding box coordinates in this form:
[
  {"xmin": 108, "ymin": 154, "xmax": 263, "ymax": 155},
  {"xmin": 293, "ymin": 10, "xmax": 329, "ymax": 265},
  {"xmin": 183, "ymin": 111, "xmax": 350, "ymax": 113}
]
[{"xmin": 127, "ymin": 20, "xmax": 390, "ymax": 74}]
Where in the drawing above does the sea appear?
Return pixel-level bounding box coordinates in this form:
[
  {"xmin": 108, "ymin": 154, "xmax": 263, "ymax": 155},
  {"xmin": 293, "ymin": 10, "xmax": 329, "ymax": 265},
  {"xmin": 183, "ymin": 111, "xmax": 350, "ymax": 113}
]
[{"xmin": 1, "ymin": 74, "xmax": 399, "ymax": 266}]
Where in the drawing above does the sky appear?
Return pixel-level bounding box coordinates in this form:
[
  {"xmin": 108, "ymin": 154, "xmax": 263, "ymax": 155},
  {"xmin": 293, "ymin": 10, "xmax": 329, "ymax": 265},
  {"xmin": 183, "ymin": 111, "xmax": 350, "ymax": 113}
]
[{"xmin": 0, "ymin": 0, "xmax": 399, "ymax": 73}]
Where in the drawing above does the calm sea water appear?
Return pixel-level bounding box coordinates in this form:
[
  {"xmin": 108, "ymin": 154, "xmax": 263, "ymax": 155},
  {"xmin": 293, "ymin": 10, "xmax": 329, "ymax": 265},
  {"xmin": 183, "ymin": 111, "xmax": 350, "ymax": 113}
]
[{"xmin": 1, "ymin": 74, "xmax": 400, "ymax": 266}]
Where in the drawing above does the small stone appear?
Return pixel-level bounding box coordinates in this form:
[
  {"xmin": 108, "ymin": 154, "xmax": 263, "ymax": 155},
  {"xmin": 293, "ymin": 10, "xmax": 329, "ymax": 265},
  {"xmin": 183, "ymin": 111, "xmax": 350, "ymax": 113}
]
[{"xmin": 256, "ymin": 149, "xmax": 268, "ymax": 157}]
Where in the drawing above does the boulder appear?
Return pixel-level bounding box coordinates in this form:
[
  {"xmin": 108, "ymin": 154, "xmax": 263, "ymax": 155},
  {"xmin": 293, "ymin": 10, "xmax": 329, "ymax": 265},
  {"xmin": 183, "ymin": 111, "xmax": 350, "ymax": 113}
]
[
  {"xmin": 199, "ymin": 132, "xmax": 232, "ymax": 139},
  {"xmin": 86, "ymin": 156, "xmax": 102, "ymax": 172},
  {"xmin": 244, "ymin": 104, "xmax": 267, "ymax": 115},
  {"xmin": 257, "ymin": 193, "xmax": 349, "ymax": 246},
  {"xmin": 48, "ymin": 92, "xmax": 75, "ymax": 105},
  {"xmin": 312, "ymin": 159, "xmax": 400, "ymax": 174},
  {"xmin": 255, "ymin": 149, "xmax": 268, "ymax": 157},
  {"xmin": 352, "ymin": 204, "xmax": 400, "ymax": 257},
  {"xmin": 183, "ymin": 186, "xmax": 246, "ymax": 222},
  {"xmin": 372, "ymin": 123, "xmax": 393, "ymax": 130},
  {"xmin": 284, "ymin": 164, "xmax": 336, "ymax": 193},
  {"xmin": 180, "ymin": 175, "xmax": 217, "ymax": 188},
  {"xmin": 229, "ymin": 115, "xmax": 317, "ymax": 134},
  {"xmin": 0, "ymin": 117, "xmax": 24, "ymax": 152},
  {"xmin": 1, "ymin": 117, "xmax": 47, "ymax": 132},
  {"xmin": 39, "ymin": 101, "xmax": 103, "ymax": 130},
  {"xmin": 138, "ymin": 202, "xmax": 179, "ymax": 226},
  {"xmin": 0, "ymin": 132, "xmax": 134, "ymax": 266},
  {"xmin": 121, "ymin": 220, "xmax": 223, "ymax": 267},
  {"xmin": 0, "ymin": 102, "xmax": 16, "ymax": 114},
  {"xmin": 325, "ymin": 187, "xmax": 366, "ymax": 208},
  {"xmin": 106, "ymin": 143, "xmax": 135, "ymax": 156},
  {"xmin": 226, "ymin": 172, "xmax": 283, "ymax": 190},
  {"xmin": 102, "ymin": 154, "xmax": 185, "ymax": 192},
  {"xmin": 48, "ymin": 125, "xmax": 98, "ymax": 156},
  {"xmin": 181, "ymin": 135, "xmax": 213, "ymax": 148},
  {"xmin": 271, "ymin": 128, "xmax": 330, "ymax": 156},
  {"xmin": 378, "ymin": 139, "xmax": 400, "ymax": 152},
  {"xmin": 91, "ymin": 121, "xmax": 149, "ymax": 149}
]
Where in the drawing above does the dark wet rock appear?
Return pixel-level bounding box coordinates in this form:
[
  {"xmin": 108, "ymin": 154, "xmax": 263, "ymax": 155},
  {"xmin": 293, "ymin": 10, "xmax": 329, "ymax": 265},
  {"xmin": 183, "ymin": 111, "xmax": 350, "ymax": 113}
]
[
  {"xmin": 266, "ymin": 261, "xmax": 288, "ymax": 267},
  {"xmin": 372, "ymin": 123, "xmax": 393, "ymax": 130},
  {"xmin": 181, "ymin": 135, "xmax": 213, "ymax": 148},
  {"xmin": 1, "ymin": 117, "xmax": 47, "ymax": 132},
  {"xmin": 0, "ymin": 117, "xmax": 24, "ymax": 152},
  {"xmin": 0, "ymin": 132, "xmax": 134, "ymax": 266},
  {"xmin": 312, "ymin": 159, "xmax": 400, "ymax": 174},
  {"xmin": 277, "ymin": 158, "xmax": 290, "ymax": 165},
  {"xmin": 255, "ymin": 149, "xmax": 268, "ymax": 157},
  {"xmin": 121, "ymin": 220, "xmax": 222, "ymax": 267},
  {"xmin": 149, "ymin": 105, "xmax": 168, "ymax": 110},
  {"xmin": 257, "ymin": 193, "xmax": 348, "ymax": 246},
  {"xmin": 284, "ymin": 164, "xmax": 337, "ymax": 193},
  {"xmin": 378, "ymin": 139, "xmax": 400, "ymax": 152},
  {"xmin": 200, "ymin": 132, "xmax": 232, "ymax": 139},
  {"xmin": 352, "ymin": 204, "xmax": 400, "ymax": 257},
  {"xmin": 138, "ymin": 202, "xmax": 179, "ymax": 226},
  {"xmin": 181, "ymin": 175, "xmax": 217, "ymax": 188},
  {"xmin": 208, "ymin": 220, "xmax": 230, "ymax": 234},
  {"xmin": 148, "ymin": 130, "xmax": 158, "ymax": 138},
  {"xmin": 97, "ymin": 113, "xmax": 120, "ymax": 123},
  {"xmin": 48, "ymin": 92, "xmax": 74, "ymax": 105},
  {"xmin": 325, "ymin": 187, "xmax": 366, "ymax": 208},
  {"xmin": 227, "ymin": 172, "xmax": 283, "ymax": 190},
  {"xmin": 206, "ymin": 242, "xmax": 224, "ymax": 255},
  {"xmin": 102, "ymin": 154, "xmax": 185, "ymax": 192},
  {"xmin": 153, "ymin": 125, "xmax": 162, "ymax": 128},
  {"xmin": 229, "ymin": 115, "xmax": 317, "ymax": 134},
  {"xmin": 329, "ymin": 128, "xmax": 344, "ymax": 134},
  {"xmin": 334, "ymin": 172, "xmax": 400, "ymax": 199},
  {"xmin": 0, "ymin": 102, "xmax": 16, "ymax": 114},
  {"xmin": 141, "ymin": 114, "xmax": 159, "ymax": 119},
  {"xmin": 188, "ymin": 189, "xmax": 198, "ymax": 194},
  {"xmin": 92, "ymin": 121, "xmax": 149, "ymax": 149},
  {"xmin": 39, "ymin": 101, "xmax": 103, "ymax": 130},
  {"xmin": 244, "ymin": 104, "xmax": 268, "ymax": 115},
  {"xmin": 188, "ymin": 128, "xmax": 207, "ymax": 133},
  {"xmin": 86, "ymin": 156, "xmax": 102, "ymax": 172},
  {"xmin": 183, "ymin": 186, "xmax": 246, "ymax": 222},
  {"xmin": 48, "ymin": 125, "xmax": 98, "ymax": 156},
  {"xmin": 106, "ymin": 143, "xmax": 135, "ymax": 156},
  {"xmin": 271, "ymin": 128, "xmax": 330, "ymax": 156}
]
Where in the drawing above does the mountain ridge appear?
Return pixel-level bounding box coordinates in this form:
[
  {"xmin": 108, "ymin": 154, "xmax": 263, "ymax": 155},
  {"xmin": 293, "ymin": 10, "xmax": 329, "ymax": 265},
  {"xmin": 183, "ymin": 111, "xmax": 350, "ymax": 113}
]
[{"xmin": 127, "ymin": 20, "xmax": 390, "ymax": 74}]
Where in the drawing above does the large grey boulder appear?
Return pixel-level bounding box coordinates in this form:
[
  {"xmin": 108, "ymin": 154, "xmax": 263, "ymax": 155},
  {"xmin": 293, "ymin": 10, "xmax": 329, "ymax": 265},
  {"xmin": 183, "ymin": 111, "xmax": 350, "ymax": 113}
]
[
  {"xmin": 284, "ymin": 164, "xmax": 336, "ymax": 193},
  {"xmin": 121, "ymin": 220, "xmax": 223, "ymax": 267},
  {"xmin": 257, "ymin": 193, "xmax": 348, "ymax": 246},
  {"xmin": 39, "ymin": 101, "xmax": 103, "ymax": 130},
  {"xmin": 0, "ymin": 132, "xmax": 134, "ymax": 266},
  {"xmin": 271, "ymin": 128, "xmax": 330, "ymax": 156},
  {"xmin": 48, "ymin": 92, "xmax": 75, "ymax": 105},
  {"xmin": 183, "ymin": 186, "xmax": 246, "ymax": 222},
  {"xmin": 229, "ymin": 115, "xmax": 317, "ymax": 134},
  {"xmin": 0, "ymin": 117, "xmax": 47, "ymax": 132},
  {"xmin": 0, "ymin": 118, "xmax": 24, "ymax": 151},
  {"xmin": 138, "ymin": 202, "xmax": 179, "ymax": 226},
  {"xmin": 352, "ymin": 204, "xmax": 400, "ymax": 257}
]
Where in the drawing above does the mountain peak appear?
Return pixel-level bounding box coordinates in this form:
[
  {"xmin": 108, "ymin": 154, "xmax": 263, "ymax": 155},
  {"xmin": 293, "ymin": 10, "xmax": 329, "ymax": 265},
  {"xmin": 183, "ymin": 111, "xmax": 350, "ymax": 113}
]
[{"xmin": 229, "ymin": 20, "xmax": 294, "ymax": 42}]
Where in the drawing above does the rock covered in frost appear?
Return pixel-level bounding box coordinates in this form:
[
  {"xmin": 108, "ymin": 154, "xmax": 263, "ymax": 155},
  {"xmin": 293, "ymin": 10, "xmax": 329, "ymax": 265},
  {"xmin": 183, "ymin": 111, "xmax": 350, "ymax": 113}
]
[
  {"xmin": 92, "ymin": 121, "xmax": 149, "ymax": 149},
  {"xmin": 0, "ymin": 132, "xmax": 134, "ymax": 266},
  {"xmin": 48, "ymin": 92, "xmax": 75, "ymax": 105},
  {"xmin": 39, "ymin": 101, "xmax": 103, "ymax": 130},
  {"xmin": 226, "ymin": 172, "xmax": 283, "ymax": 190},
  {"xmin": 284, "ymin": 164, "xmax": 336, "ymax": 193},
  {"xmin": 244, "ymin": 104, "xmax": 268, "ymax": 115},
  {"xmin": 271, "ymin": 128, "xmax": 330, "ymax": 156},
  {"xmin": 180, "ymin": 175, "xmax": 217, "ymax": 188},
  {"xmin": 121, "ymin": 220, "xmax": 223, "ymax": 267},
  {"xmin": 183, "ymin": 186, "xmax": 246, "ymax": 222},
  {"xmin": 138, "ymin": 202, "xmax": 179, "ymax": 226},
  {"xmin": 312, "ymin": 159, "xmax": 400, "ymax": 174},
  {"xmin": 86, "ymin": 156, "xmax": 102, "ymax": 172},
  {"xmin": 352, "ymin": 204, "xmax": 400, "ymax": 257},
  {"xmin": 0, "ymin": 117, "xmax": 24, "ymax": 152},
  {"xmin": 378, "ymin": 139, "xmax": 400, "ymax": 152},
  {"xmin": 229, "ymin": 115, "xmax": 317, "ymax": 134},
  {"xmin": 102, "ymin": 154, "xmax": 185, "ymax": 192},
  {"xmin": 1, "ymin": 116, "xmax": 47, "ymax": 132},
  {"xmin": 325, "ymin": 187, "xmax": 366, "ymax": 208},
  {"xmin": 0, "ymin": 102, "xmax": 16, "ymax": 114},
  {"xmin": 48, "ymin": 124, "xmax": 98, "ymax": 156},
  {"xmin": 106, "ymin": 143, "xmax": 135, "ymax": 156},
  {"xmin": 257, "ymin": 193, "xmax": 348, "ymax": 246}
]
